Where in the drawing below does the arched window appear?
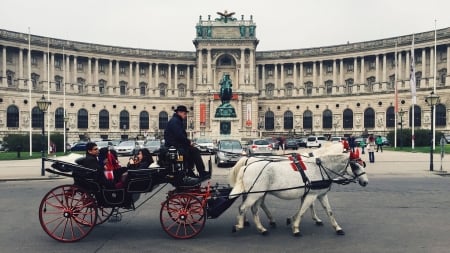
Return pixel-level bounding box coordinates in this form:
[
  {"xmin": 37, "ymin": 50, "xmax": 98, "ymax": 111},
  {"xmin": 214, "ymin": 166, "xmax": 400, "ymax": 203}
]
[
  {"xmin": 303, "ymin": 110, "xmax": 312, "ymax": 130},
  {"xmin": 343, "ymin": 109, "xmax": 353, "ymax": 129},
  {"xmin": 364, "ymin": 108, "xmax": 375, "ymax": 128},
  {"xmin": 77, "ymin": 109, "xmax": 88, "ymax": 129},
  {"xmin": 120, "ymin": 110, "xmax": 129, "ymax": 130},
  {"xmin": 409, "ymin": 105, "xmax": 421, "ymax": 127},
  {"xmin": 99, "ymin": 109, "xmax": 109, "ymax": 129},
  {"xmin": 140, "ymin": 111, "xmax": 149, "ymax": 130},
  {"xmin": 436, "ymin": 104, "xmax": 446, "ymax": 126},
  {"xmin": 32, "ymin": 106, "xmax": 42, "ymax": 128},
  {"xmin": 386, "ymin": 106, "xmax": 395, "ymax": 128},
  {"xmin": 54, "ymin": 107, "xmax": 65, "ymax": 129},
  {"xmin": 264, "ymin": 111, "xmax": 274, "ymax": 130},
  {"xmin": 322, "ymin": 109, "xmax": 332, "ymax": 129},
  {"xmin": 158, "ymin": 111, "xmax": 168, "ymax": 130},
  {"xmin": 7, "ymin": 105, "xmax": 19, "ymax": 127},
  {"xmin": 283, "ymin": 110, "xmax": 293, "ymax": 130}
]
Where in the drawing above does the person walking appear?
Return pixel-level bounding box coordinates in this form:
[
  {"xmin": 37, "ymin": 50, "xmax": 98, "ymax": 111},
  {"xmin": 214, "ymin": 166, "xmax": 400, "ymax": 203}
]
[
  {"xmin": 376, "ymin": 135, "xmax": 383, "ymax": 152},
  {"xmin": 348, "ymin": 135, "xmax": 356, "ymax": 152},
  {"xmin": 359, "ymin": 138, "xmax": 366, "ymax": 154},
  {"xmin": 367, "ymin": 135, "xmax": 375, "ymax": 163}
]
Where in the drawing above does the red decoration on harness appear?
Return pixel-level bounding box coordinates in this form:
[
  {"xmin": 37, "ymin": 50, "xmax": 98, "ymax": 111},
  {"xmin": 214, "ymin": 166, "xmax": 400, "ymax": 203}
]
[
  {"xmin": 349, "ymin": 149, "xmax": 360, "ymax": 160},
  {"xmin": 104, "ymin": 151, "xmax": 120, "ymax": 181},
  {"xmin": 342, "ymin": 139, "xmax": 350, "ymax": 152},
  {"xmin": 289, "ymin": 154, "xmax": 307, "ymax": 171}
]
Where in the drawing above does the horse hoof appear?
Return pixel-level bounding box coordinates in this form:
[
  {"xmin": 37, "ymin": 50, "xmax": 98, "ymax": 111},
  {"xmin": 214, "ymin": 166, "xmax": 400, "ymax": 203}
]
[
  {"xmin": 286, "ymin": 218, "xmax": 291, "ymax": 225},
  {"xmin": 315, "ymin": 221, "xmax": 324, "ymax": 226},
  {"xmin": 269, "ymin": 221, "xmax": 277, "ymax": 228},
  {"xmin": 244, "ymin": 221, "xmax": 250, "ymax": 227},
  {"xmin": 336, "ymin": 229, "xmax": 345, "ymax": 235},
  {"xmin": 293, "ymin": 232, "xmax": 302, "ymax": 237},
  {"xmin": 261, "ymin": 230, "xmax": 269, "ymax": 236}
]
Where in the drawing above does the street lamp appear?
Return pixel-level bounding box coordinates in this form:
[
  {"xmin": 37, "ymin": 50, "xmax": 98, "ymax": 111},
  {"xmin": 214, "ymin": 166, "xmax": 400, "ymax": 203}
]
[
  {"xmin": 64, "ymin": 114, "xmax": 69, "ymax": 154},
  {"xmin": 398, "ymin": 109, "xmax": 405, "ymax": 149},
  {"xmin": 37, "ymin": 95, "xmax": 51, "ymax": 176},
  {"xmin": 425, "ymin": 91, "xmax": 440, "ymax": 171}
]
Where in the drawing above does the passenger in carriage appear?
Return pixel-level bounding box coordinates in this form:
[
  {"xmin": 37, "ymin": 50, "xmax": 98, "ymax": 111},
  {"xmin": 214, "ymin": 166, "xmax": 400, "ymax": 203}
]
[
  {"xmin": 127, "ymin": 148, "xmax": 154, "ymax": 170},
  {"xmin": 164, "ymin": 105, "xmax": 210, "ymax": 181}
]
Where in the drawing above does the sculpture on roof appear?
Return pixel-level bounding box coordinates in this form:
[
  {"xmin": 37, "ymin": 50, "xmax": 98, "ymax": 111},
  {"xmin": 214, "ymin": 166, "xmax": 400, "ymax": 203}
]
[{"xmin": 216, "ymin": 10, "xmax": 237, "ymax": 23}]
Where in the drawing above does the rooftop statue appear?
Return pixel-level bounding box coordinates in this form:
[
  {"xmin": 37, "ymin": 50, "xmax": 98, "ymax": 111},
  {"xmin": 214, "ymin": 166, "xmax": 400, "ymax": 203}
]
[{"xmin": 216, "ymin": 10, "xmax": 237, "ymax": 23}]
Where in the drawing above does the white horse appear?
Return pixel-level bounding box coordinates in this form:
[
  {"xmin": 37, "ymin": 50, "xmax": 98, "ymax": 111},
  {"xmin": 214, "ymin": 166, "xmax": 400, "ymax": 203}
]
[{"xmin": 229, "ymin": 143, "xmax": 368, "ymax": 236}]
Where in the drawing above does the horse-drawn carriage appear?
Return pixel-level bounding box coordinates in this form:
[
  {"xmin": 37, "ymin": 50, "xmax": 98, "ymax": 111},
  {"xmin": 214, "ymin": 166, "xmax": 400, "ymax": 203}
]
[{"xmin": 38, "ymin": 146, "xmax": 236, "ymax": 242}]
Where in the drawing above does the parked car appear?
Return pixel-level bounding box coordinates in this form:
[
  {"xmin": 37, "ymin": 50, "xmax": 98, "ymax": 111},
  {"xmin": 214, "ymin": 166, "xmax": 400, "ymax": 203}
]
[
  {"xmin": 296, "ymin": 138, "xmax": 307, "ymax": 148},
  {"xmin": 246, "ymin": 139, "xmax": 273, "ymax": 155},
  {"xmin": 446, "ymin": 135, "xmax": 450, "ymax": 144},
  {"xmin": 265, "ymin": 138, "xmax": 280, "ymax": 150},
  {"xmin": 380, "ymin": 136, "xmax": 390, "ymax": 146},
  {"xmin": 195, "ymin": 138, "xmax": 215, "ymax": 154},
  {"xmin": 140, "ymin": 140, "xmax": 162, "ymax": 154},
  {"xmin": 70, "ymin": 142, "xmax": 88, "ymax": 152},
  {"xmin": 95, "ymin": 140, "xmax": 113, "ymax": 150},
  {"xmin": 306, "ymin": 136, "xmax": 327, "ymax": 148},
  {"xmin": 354, "ymin": 137, "xmax": 366, "ymax": 147},
  {"xmin": 330, "ymin": 136, "xmax": 345, "ymax": 143},
  {"xmin": 285, "ymin": 138, "xmax": 299, "ymax": 150},
  {"xmin": 214, "ymin": 139, "xmax": 245, "ymax": 167},
  {"xmin": 0, "ymin": 142, "xmax": 9, "ymax": 152},
  {"xmin": 115, "ymin": 140, "xmax": 140, "ymax": 156}
]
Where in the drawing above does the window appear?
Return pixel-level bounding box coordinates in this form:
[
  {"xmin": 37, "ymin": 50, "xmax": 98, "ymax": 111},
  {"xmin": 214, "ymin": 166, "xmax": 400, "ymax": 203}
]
[
  {"xmin": 416, "ymin": 72, "xmax": 422, "ymax": 88},
  {"xmin": 159, "ymin": 83, "xmax": 167, "ymax": 97},
  {"xmin": 139, "ymin": 111, "xmax": 149, "ymax": 130},
  {"xmin": 158, "ymin": 111, "xmax": 168, "ymax": 130},
  {"xmin": 140, "ymin": 66, "xmax": 146, "ymax": 75},
  {"xmin": 6, "ymin": 70, "xmax": 15, "ymax": 87},
  {"xmin": 77, "ymin": 62, "xmax": 83, "ymax": 71},
  {"xmin": 366, "ymin": 76, "xmax": 375, "ymax": 92},
  {"xmin": 178, "ymin": 84, "xmax": 186, "ymax": 97},
  {"xmin": 283, "ymin": 111, "xmax": 293, "ymax": 130},
  {"xmin": 99, "ymin": 109, "xmax": 109, "ymax": 129},
  {"xmin": 322, "ymin": 110, "xmax": 332, "ymax": 129},
  {"xmin": 99, "ymin": 63, "xmax": 105, "ymax": 73},
  {"xmin": 54, "ymin": 107, "xmax": 65, "ymax": 129},
  {"xmin": 32, "ymin": 107, "xmax": 42, "ymax": 128},
  {"xmin": 386, "ymin": 106, "xmax": 395, "ymax": 128},
  {"xmin": 139, "ymin": 82, "xmax": 147, "ymax": 96},
  {"xmin": 99, "ymin": 79, "xmax": 106, "ymax": 94},
  {"xmin": 267, "ymin": 68, "xmax": 273, "ymax": 77},
  {"xmin": 31, "ymin": 55, "xmax": 38, "ymax": 66},
  {"xmin": 416, "ymin": 53, "xmax": 422, "ymax": 64},
  {"xmin": 438, "ymin": 69, "xmax": 447, "ymax": 86},
  {"xmin": 326, "ymin": 64, "xmax": 333, "ymax": 73},
  {"xmin": 77, "ymin": 109, "xmax": 88, "ymax": 129},
  {"xmin": 305, "ymin": 82, "xmax": 313, "ymax": 96},
  {"xmin": 285, "ymin": 83, "xmax": 293, "ymax": 97},
  {"xmin": 408, "ymin": 105, "xmax": 421, "ymax": 127},
  {"xmin": 31, "ymin": 73, "xmax": 39, "ymax": 89},
  {"xmin": 343, "ymin": 109, "xmax": 353, "ymax": 129},
  {"xmin": 388, "ymin": 75, "xmax": 395, "ymax": 90},
  {"xmin": 347, "ymin": 63, "xmax": 354, "ymax": 72},
  {"xmin": 119, "ymin": 110, "xmax": 130, "ymax": 130},
  {"xmin": 55, "ymin": 58, "xmax": 62, "ymax": 70},
  {"xmin": 345, "ymin": 79, "xmax": 354, "ymax": 94},
  {"xmin": 264, "ymin": 111, "xmax": 275, "ymax": 130},
  {"xmin": 368, "ymin": 61, "xmax": 376, "ymax": 70},
  {"xmin": 179, "ymin": 69, "xmax": 185, "ymax": 77},
  {"xmin": 305, "ymin": 65, "xmax": 312, "ymax": 75},
  {"xmin": 287, "ymin": 66, "xmax": 293, "ymax": 75},
  {"xmin": 55, "ymin": 76, "xmax": 63, "ymax": 91},
  {"xmin": 364, "ymin": 108, "xmax": 375, "ymax": 128},
  {"xmin": 303, "ymin": 110, "xmax": 312, "ymax": 130},
  {"xmin": 119, "ymin": 65, "xmax": 126, "ymax": 74},
  {"xmin": 120, "ymin": 81, "xmax": 127, "ymax": 95},
  {"xmin": 436, "ymin": 104, "xmax": 446, "ymax": 126},
  {"xmin": 160, "ymin": 68, "xmax": 166, "ymax": 77},
  {"xmin": 7, "ymin": 105, "xmax": 19, "ymax": 127},
  {"xmin": 77, "ymin": 77, "xmax": 85, "ymax": 94},
  {"xmin": 325, "ymin": 80, "xmax": 333, "ymax": 95},
  {"xmin": 266, "ymin": 83, "xmax": 274, "ymax": 97}
]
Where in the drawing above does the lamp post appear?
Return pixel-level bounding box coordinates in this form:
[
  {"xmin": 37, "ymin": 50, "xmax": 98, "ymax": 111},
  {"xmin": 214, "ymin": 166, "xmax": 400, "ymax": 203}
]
[
  {"xmin": 425, "ymin": 91, "xmax": 440, "ymax": 171},
  {"xmin": 37, "ymin": 95, "xmax": 51, "ymax": 176},
  {"xmin": 398, "ymin": 109, "xmax": 405, "ymax": 149},
  {"xmin": 63, "ymin": 114, "xmax": 69, "ymax": 154}
]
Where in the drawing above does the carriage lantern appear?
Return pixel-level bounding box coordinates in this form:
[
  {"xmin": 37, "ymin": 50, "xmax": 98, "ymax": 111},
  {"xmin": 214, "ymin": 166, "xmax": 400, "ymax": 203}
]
[{"xmin": 167, "ymin": 146, "xmax": 179, "ymax": 161}]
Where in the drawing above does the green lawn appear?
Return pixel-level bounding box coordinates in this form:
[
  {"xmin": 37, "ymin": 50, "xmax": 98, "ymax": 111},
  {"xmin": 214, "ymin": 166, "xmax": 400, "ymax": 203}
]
[
  {"xmin": 0, "ymin": 151, "xmax": 84, "ymax": 160},
  {"xmin": 382, "ymin": 145, "xmax": 450, "ymax": 153}
]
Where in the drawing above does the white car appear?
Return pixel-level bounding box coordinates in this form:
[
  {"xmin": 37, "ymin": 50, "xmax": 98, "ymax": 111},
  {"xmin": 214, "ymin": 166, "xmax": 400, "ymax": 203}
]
[
  {"xmin": 195, "ymin": 138, "xmax": 215, "ymax": 154},
  {"xmin": 115, "ymin": 140, "xmax": 140, "ymax": 156},
  {"xmin": 306, "ymin": 136, "xmax": 327, "ymax": 148}
]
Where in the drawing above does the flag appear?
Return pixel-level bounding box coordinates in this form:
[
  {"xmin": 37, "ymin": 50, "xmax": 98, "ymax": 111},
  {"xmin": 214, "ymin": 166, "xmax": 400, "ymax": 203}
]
[{"xmin": 410, "ymin": 34, "xmax": 416, "ymax": 104}]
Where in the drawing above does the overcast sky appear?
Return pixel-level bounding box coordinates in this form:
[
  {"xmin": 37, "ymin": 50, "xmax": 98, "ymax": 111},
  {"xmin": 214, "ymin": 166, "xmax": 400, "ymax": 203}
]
[{"xmin": 1, "ymin": 0, "xmax": 449, "ymax": 51}]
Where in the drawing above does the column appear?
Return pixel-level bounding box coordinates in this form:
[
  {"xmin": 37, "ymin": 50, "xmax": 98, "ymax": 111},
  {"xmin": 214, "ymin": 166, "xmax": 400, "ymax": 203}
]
[
  {"xmin": 94, "ymin": 58, "xmax": 99, "ymax": 85},
  {"xmin": 312, "ymin": 61, "xmax": 316, "ymax": 88},
  {"xmin": 135, "ymin": 62, "xmax": 140, "ymax": 88},
  {"xmin": 19, "ymin": 49, "xmax": 24, "ymax": 87},
  {"xmin": 187, "ymin": 65, "xmax": 191, "ymax": 90},
  {"xmin": 73, "ymin": 56, "xmax": 77, "ymax": 84},
  {"xmin": 168, "ymin": 64, "xmax": 172, "ymax": 90},
  {"xmin": 207, "ymin": 49, "xmax": 211, "ymax": 84},
  {"xmin": 398, "ymin": 52, "xmax": 402, "ymax": 81},
  {"xmin": 360, "ymin": 57, "xmax": 365, "ymax": 84},
  {"xmin": 65, "ymin": 55, "xmax": 70, "ymax": 88},
  {"xmin": 447, "ymin": 46, "xmax": 450, "ymax": 85},
  {"xmin": 280, "ymin": 64, "xmax": 284, "ymax": 91},
  {"xmin": 339, "ymin": 59, "xmax": 344, "ymax": 86},
  {"xmin": 299, "ymin": 62, "xmax": 304, "ymax": 88},
  {"xmin": 274, "ymin": 64, "xmax": 278, "ymax": 90},
  {"xmin": 405, "ymin": 51, "xmax": 410, "ymax": 81},
  {"xmin": 240, "ymin": 49, "xmax": 245, "ymax": 85},
  {"xmin": 249, "ymin": 49, "xmax": 254, "ymax": 84},
  {"xmin": 148, "ymin": 63, "xmax": 153, "ymax": 89},
  {"xmin": 382, "ymin": 54, "xmax": 387, "ymax": 83},
  {"xmin": 115, "ymin": 61, "xmax": 119, "ymax": 88},
  {"xmin": 174, "ymin": 64, "xmax": 178, "ymax": 90},
  {"xmin": 319, "ymin": 60, "xmax": 323, "ymax": 88},
  {"xmin": 430, "ymin": 47, "xmax": 434, "ymax": 86},
  {"xmin": 2, "ymin": 47, "xmax": 6, "ymax": 86},
  {"xmin": 50, "ymin": 53, "xmax": 55, "ymax": 89},
  {"xmin": 108, "ymin": 60, "xmax": 113, "ymax": 94},
  {"xmin": 192, "ymin": 66, "xmax": 196, "ymax": 90},
  {"xmin": 197, "ymin": 50, "xmax": 202, "ymax": 84},
  {"xmin": 262, "ymin": 65, "xmax": 266, "ymax": 91},
  {"xmin": 255, "ymin": 64, "xmax": 259, "ymax": 90},
  {"xmin": 332, "ymin": 60, "xmax": 337, "ymax": 85},
  {"xmin": 293, "ymin": 62, "xmax": 297, "ymax": 86},
  {"xmin": 375, "ymin": 54, "xmax": 380, "ymax": 83},
  {"xmin": 422, "ymin": 49, "xmax": 426, "ymax": 86},
  {"xmin": 353, "ymin": 58, "xmax": 357, "ymax": 85},
  {"xmin": 129, "ymin": 62, "xmax": 133, "ymax": 89},
  {"xmin": 155, "ymin": 63, "xmax": 159, "ymax": 89},
  {"xmin": 87, "ymin": 58, "xmax": 92, "ymax": 84}
]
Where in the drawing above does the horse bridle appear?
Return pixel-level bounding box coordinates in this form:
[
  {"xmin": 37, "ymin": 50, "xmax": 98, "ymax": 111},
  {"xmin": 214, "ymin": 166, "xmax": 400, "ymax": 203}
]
[{"xmin": 316, "ymin": 158, "xmax": 366, "ymax": 185}]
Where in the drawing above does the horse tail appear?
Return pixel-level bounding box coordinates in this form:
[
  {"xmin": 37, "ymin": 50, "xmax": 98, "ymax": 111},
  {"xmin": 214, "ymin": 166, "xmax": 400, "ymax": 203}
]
[{"xmin": 228, "ymin": 157, "xmax": 249, "ymax": 199}]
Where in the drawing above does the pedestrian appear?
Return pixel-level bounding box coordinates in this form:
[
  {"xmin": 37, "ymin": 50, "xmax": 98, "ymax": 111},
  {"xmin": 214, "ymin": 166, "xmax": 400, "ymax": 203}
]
[
  {"xmin": 376, "ymin": 135, "xmax": 383, "ymax": 152},
  {"xmin": 367, "ymin": 135, "xmax": 375, "ymax": 163},
  {"xmin": 359, "ymin": 138, "xmax": 366, "ymax": 154},
  {"xmin": 277, "ymin": 136, "xmax": 284, "ymax": 151},
  {"xmin": 348, "ymin": 135, "xmax": 356, "ymax": 152}
]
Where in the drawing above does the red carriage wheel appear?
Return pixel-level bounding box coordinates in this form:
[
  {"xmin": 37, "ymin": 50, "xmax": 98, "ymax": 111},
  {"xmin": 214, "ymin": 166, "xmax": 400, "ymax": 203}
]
[
  {"xmin": 38, "ymin": 184, "xmax": 98, "ymax": 242},
  {"xmin": 160, "ymin": 193, "xmax": 206, "ymax": 239}
]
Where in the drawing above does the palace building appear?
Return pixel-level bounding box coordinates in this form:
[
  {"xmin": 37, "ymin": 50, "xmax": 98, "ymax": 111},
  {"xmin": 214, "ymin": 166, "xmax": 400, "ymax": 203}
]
[{"xmin": 0, "ymin": 12, "xmax": 449, "ymax": 143}]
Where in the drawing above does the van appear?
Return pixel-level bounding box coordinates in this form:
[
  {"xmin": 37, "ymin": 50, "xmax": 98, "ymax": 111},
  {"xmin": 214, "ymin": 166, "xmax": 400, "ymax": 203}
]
[{"xmin": 306, "ymin": 136, "xmax": 327, "ymax": 148}]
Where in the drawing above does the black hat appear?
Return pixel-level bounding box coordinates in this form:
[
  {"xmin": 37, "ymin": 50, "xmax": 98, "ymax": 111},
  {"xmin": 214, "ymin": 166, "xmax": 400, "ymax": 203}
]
[{"xmin": 174, "ymin": 105, "xmax": 189, "ymax": 113}]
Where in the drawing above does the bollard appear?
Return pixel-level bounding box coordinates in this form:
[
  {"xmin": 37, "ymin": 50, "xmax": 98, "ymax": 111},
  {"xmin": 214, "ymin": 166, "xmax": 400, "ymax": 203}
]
[{"xmin": 16, "ymin": 144, "xmax": 22, "ymax": 158}]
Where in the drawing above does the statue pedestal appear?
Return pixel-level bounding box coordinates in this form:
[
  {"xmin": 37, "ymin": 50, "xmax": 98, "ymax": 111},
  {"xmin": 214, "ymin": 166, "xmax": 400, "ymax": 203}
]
[{"xmin": 215, "ymin": 103, "xmax": 236, "ymax": 118}]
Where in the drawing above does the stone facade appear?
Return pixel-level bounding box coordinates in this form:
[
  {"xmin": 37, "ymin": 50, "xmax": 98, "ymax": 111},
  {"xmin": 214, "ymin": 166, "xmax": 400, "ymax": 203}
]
[{"xmin": 0, "ymin": 13, "xmax": 449, "ymax": 143}]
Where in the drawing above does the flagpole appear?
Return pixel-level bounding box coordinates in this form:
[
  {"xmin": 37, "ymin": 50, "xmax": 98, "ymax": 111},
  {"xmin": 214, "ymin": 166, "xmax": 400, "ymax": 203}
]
[
  {"xmin": 63, "ymin": 46, "xmax": 66, "ymax": 153},
  {"xmin": 394, "ymin": 41, "xmax": 398, "ymax": 148},
  {"xmin": 411, "ymin": 34, "xmax": 416, "ymax": 149},
  {"xmin": 47, "ymin": 39, "xmax": 50, "ymax": 154},
  {"xmin": 28, "ymin": 27, "xmax": 32, "ymax": 156},
  {"xmin": 433, "ymin": 19, "xmax": 437, "ymax": 150}
]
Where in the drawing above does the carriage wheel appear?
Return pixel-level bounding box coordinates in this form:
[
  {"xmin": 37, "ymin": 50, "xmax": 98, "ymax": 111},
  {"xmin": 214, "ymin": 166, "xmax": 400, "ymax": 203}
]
[
  {"xmin": 38, "ymin": 184, "xmax": 97, "ymax": 242},
  {"xmin": 160, "ymin": 193, "xmax": 206, "ymax": 239},
  {"xmin": 95, "ymin": 206, "xmax": 114, "ymax": 225}
]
